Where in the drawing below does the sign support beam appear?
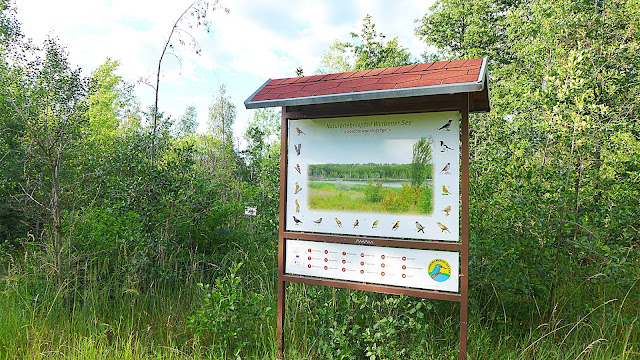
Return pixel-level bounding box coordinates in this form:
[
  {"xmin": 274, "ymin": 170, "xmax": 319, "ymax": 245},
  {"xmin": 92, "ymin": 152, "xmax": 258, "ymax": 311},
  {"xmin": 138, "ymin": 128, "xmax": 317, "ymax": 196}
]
[{"xmin": 459, "ymin": 93, "xmax": 470, "ymax": 360}]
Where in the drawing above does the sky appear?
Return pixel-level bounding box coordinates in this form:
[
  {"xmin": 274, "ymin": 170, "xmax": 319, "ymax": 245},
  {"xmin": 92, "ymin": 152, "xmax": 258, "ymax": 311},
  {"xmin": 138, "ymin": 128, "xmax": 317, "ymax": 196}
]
[{"xmin": 16, "ymin": 0, "xmax": 435, "ymax": 146}]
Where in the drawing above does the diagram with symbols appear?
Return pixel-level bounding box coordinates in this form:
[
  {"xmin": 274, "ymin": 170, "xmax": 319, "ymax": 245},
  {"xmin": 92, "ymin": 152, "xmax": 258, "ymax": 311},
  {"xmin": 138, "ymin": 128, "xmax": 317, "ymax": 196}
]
[{"xmin": 286, "ymin": 239, "xmax": 459, "ymax": 292}]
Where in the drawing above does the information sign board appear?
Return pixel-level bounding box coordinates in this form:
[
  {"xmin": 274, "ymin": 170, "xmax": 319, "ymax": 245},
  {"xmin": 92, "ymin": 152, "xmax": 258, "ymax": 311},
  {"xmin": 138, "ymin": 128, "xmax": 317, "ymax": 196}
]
[
  {"xmin": 286, "ymin": 239, "xmax": 459, "ymax": 292},
  {"xmin": 286, "ymin": 111, "xmax": 460, "ymax": 241}
]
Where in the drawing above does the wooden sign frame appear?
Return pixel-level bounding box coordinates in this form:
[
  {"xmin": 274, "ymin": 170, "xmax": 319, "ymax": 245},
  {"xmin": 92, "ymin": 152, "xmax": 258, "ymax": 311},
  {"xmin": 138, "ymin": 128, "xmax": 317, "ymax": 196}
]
[{"xmin": 276, "ymin": 93, "xmax": 470, "ymax": 360}]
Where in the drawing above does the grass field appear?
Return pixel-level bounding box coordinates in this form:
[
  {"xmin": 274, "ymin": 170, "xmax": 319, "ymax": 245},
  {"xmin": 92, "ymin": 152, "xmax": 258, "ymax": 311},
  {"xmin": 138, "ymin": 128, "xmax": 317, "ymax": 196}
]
[{"xmin": 308, "ymin": 181, "xmax": 433, "ymax": 214}]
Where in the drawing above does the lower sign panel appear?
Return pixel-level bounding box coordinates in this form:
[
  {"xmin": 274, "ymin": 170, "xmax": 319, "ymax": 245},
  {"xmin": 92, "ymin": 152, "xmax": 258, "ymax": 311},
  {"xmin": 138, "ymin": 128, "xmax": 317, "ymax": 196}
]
[{"xmin": 285, "ymin": 239, "xmax": 460, "ymax": 293}]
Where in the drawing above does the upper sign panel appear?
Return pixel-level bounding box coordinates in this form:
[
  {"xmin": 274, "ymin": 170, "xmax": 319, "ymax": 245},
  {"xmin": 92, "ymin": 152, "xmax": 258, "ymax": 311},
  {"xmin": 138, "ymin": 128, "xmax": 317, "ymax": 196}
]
[{"xmin": 286, "ymin": 111, "xmax": 460, "ymax": 241}]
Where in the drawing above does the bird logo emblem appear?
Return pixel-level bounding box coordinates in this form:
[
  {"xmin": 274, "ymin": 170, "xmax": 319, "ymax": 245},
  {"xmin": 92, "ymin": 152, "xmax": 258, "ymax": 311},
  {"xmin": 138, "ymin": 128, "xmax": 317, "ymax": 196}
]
[
  {"xmin": 439, "ymin": 119, "xmax": 452, "ymax": 131},
  {"xmin": 440, "ymin": 141, "xmax": 454, "ymax": 152},
  {"xmin": 295, "ymin": 127, "xmax": 306, "ymax": 136},
  {"xmin": 372, "ymin": 220, "xmax": 378, "ymax": 229},
  {"xmin": 294, "ymin": 182, "xmax": 302, "ymax": 194},
  {"xmin": 440, "ymin": 162, "xmax": 451, "ymax": 174},
  {"xmin": 295, "ymin": 199, "xmax": 300, "ymax": 213},
  {"xmin": 294, "ymin": 143, "xmax": 301, "ymax": 156},
  {"xmin": 294, "ymin": 163, "xmax": 301, "ymax": 174},
  {"xmin": 293, "ymin": 216, "xmax": 303, "ymax": 225},
  {"xmin": 392, "ymin": 221, "xmax": 399, "ymax": 231},
  {"xmin": 428, "ymin": 259, "xmax": 451, "ymax": 282},
  {"xmin": 430, "ymin": 264, "xmax": 443, "ymax": 279},
  {"xmin": 442, "ymin": 185, "xmax": 450, "ymax": 195},
  {"xmin": 415, "ymin": 221, "xmax": 425, "ymax": 233},
  {"xmin": 437, "ymin": 222, "xmax": 451, "ymax": 233},
  {"xmin": 313, "ymin": 218, "xmax": 322, "ymax": 225},
  {"xmin": 334, "ymin": 218, "xmax": 342, "ymax": 227},
  {"xmin": 353, "ymin": 219, "xmax": 359, "ymax": 229},
  {"xmin": 441, "ymin": 205, "xmax": 451, "ymax": 216}
]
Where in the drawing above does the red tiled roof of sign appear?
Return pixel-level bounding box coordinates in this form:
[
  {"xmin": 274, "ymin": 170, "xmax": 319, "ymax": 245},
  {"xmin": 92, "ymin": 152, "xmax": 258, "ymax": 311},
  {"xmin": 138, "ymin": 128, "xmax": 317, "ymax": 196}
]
[{"xmin": 246, "ymin": 58, "xmax": 485, "ymax": 105}]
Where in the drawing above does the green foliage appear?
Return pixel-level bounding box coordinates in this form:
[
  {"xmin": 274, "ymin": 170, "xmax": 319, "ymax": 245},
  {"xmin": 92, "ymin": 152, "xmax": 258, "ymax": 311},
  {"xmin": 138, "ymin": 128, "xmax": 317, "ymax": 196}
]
[
  {"xmin": 364, "ymin": 181, "xmax": 384, "ymax": 203},
  {"xmin": 309, "ymin": 163, "xmax": 423, "ymax": 181},
  {"xmin": 316, "ymin": 14, "xmax": 414, "ymax": 74},
  {"xmin": 173, "ymin": 105, "xmax": 198, "ymax": 138},
  {"xmin": 1, "ymin": 1, "xmax": 639, "ymax": 359},
  {"xmin": 188, "ymin": 263, "xmax": 272, "ymax": 357},
  {"xmin": 208, "ymin": 83, "xmax": 236, "ymax": 148},
  {"xmin": 308, "ymin": 290, "xmax": 434, "ymax": 360},
  {"xmin": 411, "ymin": 137, "xmax": 433, "ymax": 186}
]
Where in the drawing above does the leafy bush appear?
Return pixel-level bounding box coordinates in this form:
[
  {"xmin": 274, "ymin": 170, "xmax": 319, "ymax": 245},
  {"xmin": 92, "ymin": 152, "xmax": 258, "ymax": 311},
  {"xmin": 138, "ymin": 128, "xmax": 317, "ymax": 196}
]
[
  {"xmin": 188, "ymin": 262, "xmax": 272, "ymax": 357},
  {"xmin": 311, "ymin": 290, "xmax": 433, "ymax": 360},
  {"xmin": 364, "ymin": 181, "xmax": 384, "ymax": 203}
]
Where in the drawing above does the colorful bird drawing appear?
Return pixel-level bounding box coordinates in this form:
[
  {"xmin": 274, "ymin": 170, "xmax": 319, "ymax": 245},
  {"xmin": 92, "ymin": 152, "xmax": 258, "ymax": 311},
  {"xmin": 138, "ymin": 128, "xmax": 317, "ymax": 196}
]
[
  {"xmin": 392, "ymin": 221, "xmax": 400, "ymax": 231},
  {"xmin": 442, "ymin": 185, "xmax": 450, "ymax": 195},
  {"xmin": 430, "ymin": 264, "xmax": 444, "ymax": 279},
  {"xmin": 313, "ymin": 218, "xmax": 322, "ymax": 225},
  {"xmin": 294, "ymin": 143, "xmax": 301, "ymax": 156},
  {"xmin": 437, "ymin": 222, "xmax": 451, "ymax": 233},
  {"xmin": 439, "ymin": 119, "xmax": 452, "ymax": 131},
  {"xmin": 353, "ymin": 219, "xmax": 359, "ymax": 229},
  {"xmin": 415, "ymin": 221, "xmax": 425, "ymax": 233},
  {"xmin": 294, "ymin": 182, "xmax": 302, "ymax": 194},
  {"xmin": 440, "ymin": 141, "xmax": 454, "ymax": 152},
  {"xmin": 440, "ymin": 163, "xmax": 451, "ymax": 174},
  {"xmin": 335, "ymin": 218, "xmax": 343, "ymax": 227},
  {"xmin": 295, "ymin": 199, "xmax": 300, "ymax": 213},
  {"xmin": 293, "ymin": 216, "xmax": 303, "ymax": 225},
  {"xmin": 295, "ymin": 127, "xmax": 306, "ymax": 135},
  {"xmin": 441, "ymin": 205, "xmax": 452, "ymax": 216},
  {"xmin": 372, "ymin": 220, "xmax": 379, "ymax": 229},
  {"xmin": 295, "ymin": 163, "xmax": 301, "ymax": 174}
]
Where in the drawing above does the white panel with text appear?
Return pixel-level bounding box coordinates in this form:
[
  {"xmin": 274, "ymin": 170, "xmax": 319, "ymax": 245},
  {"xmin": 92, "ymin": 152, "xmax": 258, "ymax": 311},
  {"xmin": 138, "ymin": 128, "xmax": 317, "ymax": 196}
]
[{"xmin": 285, "ymin": 239, "xmax": 460, "ymax": 293}]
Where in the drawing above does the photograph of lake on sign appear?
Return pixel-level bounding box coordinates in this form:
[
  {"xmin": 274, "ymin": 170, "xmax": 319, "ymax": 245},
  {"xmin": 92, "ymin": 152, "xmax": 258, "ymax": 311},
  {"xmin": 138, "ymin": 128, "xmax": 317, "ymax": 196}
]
[{"xmin": 307, "ymin": 163, "xmax": 434, "ymax": 214}]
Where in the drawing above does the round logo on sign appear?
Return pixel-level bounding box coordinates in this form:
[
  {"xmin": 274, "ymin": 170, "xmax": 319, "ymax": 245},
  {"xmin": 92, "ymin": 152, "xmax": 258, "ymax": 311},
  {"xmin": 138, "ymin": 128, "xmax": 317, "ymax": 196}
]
[{"xmin": 428, "ymin": 259, "xmax": 451, "ymax": 282}]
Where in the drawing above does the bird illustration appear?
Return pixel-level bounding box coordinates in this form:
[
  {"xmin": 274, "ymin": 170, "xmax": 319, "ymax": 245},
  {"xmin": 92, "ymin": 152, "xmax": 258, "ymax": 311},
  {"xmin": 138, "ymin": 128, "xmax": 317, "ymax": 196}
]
[
  {"xmin": 295, "ymin": 127, "xmax": 306, "ymax": 135},
  {"xmin": 442, "ymin": 185, "xmax": 450, "ymax": 195},
  {"xmin": 439, "ymin": 119, "xmax": 452, "ymax": 131},
  {"xmin": 430, "ymin": 264, "xmax": 444, "ymax": 279},
  {"xmin": 437, "ymin": 222, "xmax": 451, "ymax": 233},
  {"xmin": 294, "ymin": 143, "xmax": 301, "ymax": 156},
  {"xmin": 294, "ymin": 182, "xmax": 302, "ymax": 194},
  {"xmin": 372, "ymin": 220, "xmax": 379, "ymax": 229},
  {"xmin": 294, "ymin": 163, "xmax": 301, "ymax": 174},
  {"xmin": 415, "ymin": 221, "xmax": 425, "ymax": 233},
  {"xmin": 295, "ymin": 199, "xmax": 300, "ymax": 213},
  {"xmin": 392, "ymin": 221, "xmax": 399, "ymax": 231},
  {"xmin": 293, "ymin": 216, "xmax": 303, "ymax": 225},
  {"xmin": 440, "ymin": 141, "xmax": 454, "ymax": 152},
  {"xmin": 313, "ymin": 218, "xmax": 322, "ymax": 225},
  {"xmin": 353, "ymin": 219, "xmax": 359, "ymax": 229},
  {"xmin": 335, "ymin": 218, "xmax": 343, "ymax": 227},
  {"xmin": 440, "ymin": 163, "xmax": 451, "ymax": 174},
  {"xmin": 441, "ymin": 205, "xmax": 452, "ymax": 216}
]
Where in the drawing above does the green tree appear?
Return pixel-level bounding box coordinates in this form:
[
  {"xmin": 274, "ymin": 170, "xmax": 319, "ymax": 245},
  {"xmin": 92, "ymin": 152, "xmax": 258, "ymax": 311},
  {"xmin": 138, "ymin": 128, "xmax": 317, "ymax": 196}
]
[
  {"xmin": 142, "ymin": 0, "xmax": 228, "ymax": 165},
  {"xmin": 174, "ymin": 105, "xmax": 198, "ymax": 138},
  {"xmin": 411, "ymin": 137, "xmax": 433, "ymax": 186},
  {"xmin": 208, "ymin": 83, "xmax": 236, "ymax": 148},
  {"xmin": 7, "ymin": 37, "xmax": 88, "ymax": 289},
  {"xmin": 415, "ymin": 0, "xmax": 517, "ymax": 64},
  {"xmin": 316, "ymin": 14, "xmax": 414, "ymax": 74}
]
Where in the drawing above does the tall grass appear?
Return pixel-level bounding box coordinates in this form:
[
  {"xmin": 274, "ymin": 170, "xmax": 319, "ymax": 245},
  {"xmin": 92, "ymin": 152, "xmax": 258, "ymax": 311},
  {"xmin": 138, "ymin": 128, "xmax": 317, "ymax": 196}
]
[{"xmin": 1, "ymin": 234, "xmax": 638, "ymax": 359}]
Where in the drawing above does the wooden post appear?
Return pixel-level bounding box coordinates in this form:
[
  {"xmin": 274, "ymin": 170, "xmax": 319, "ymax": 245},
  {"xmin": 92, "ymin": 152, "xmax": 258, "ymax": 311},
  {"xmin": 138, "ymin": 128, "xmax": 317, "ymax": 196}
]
[
  {"xmin": 277, "ymin": 107, "xmax": 288, "ymax": 360},
  {"xmin": 459, "ymin": 94, "xmax": 470, "ymax": 360}
]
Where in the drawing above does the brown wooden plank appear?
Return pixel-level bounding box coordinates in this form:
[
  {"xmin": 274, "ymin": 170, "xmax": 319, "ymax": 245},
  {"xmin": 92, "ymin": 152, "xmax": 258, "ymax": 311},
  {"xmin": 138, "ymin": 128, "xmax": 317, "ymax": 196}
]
[
  {"xmin": 282, "ymin": 274, "xmax": 462, "ymax": 302},
  {"xmin": 285, "ymin": 93, "xmax": 467, "ymax": 119},
  {"xmin": 283, "ymin": 231, "xmax": 463, "ymax": 252}
]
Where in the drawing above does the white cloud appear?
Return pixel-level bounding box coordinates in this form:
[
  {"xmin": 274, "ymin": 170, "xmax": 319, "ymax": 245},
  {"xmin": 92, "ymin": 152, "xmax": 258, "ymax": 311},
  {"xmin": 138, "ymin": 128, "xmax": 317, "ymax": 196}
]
[{"xmin": 16, "ymin": 0, "xmax": 436, "ymax": 141}]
